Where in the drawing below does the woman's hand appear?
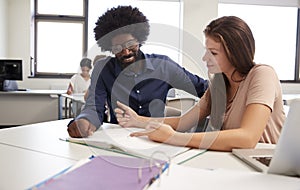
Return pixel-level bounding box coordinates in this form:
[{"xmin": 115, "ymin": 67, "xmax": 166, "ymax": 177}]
[
  {"xmin": 114, "ymin": 101, "xmax": 146, "ymax": 128},
  {"xmin": 130, "ymin": 122, "xmax": 176, "ymax": 144}
]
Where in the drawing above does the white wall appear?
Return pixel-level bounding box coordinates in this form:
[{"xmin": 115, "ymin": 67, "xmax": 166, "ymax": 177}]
[
  {"xmin": 0, "ymin": 0, "xmax": 7, "ymax": 56},
  {"xmin": 3, "ymin": 0, "xmax": 300, "ymax": 93},
  {"xmin": 181, "ymin": 0, "xmax": 218, "ymax": 78},
  {"xmin": 220, "ymin": 0, "xmax": 300, "ymax": 7}
]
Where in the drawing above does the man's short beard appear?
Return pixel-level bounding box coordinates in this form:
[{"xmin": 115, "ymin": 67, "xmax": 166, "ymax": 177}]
[{"xmin": 118, "ymin": 51, "xmax": 139, "ymax": 68}]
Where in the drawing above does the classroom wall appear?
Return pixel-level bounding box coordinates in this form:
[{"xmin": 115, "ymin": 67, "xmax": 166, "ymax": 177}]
[
  {"xmin": 3, "ymin": 0, "xmax": 300, "ymax": 93},
  {"xmin": 181, "ymin": 0, "xmax": 218, "ymax": 78},
  {"xmin": 0, "ymin": 0, "xmax": 7, "ymax": 56}
]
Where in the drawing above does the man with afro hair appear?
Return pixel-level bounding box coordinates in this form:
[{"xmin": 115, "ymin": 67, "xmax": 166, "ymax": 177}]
[{"xmin": 68, "ymin": 5, "xmax": 208, "ymax": 138}]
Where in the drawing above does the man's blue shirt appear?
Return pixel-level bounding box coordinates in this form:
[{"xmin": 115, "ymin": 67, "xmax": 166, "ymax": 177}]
[{"xmin": 77, "ymin": 52, "xmax": 208, "ymax": 128}]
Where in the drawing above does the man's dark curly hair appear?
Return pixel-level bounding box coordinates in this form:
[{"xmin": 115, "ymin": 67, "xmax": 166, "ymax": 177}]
[{"xmin": 94, "ymin": 5, "xmax": 150, "ymax": 52}]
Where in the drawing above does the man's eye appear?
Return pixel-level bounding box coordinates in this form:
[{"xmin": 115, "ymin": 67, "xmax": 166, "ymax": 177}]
[{"xmin": 126, "ymin": 41, "xmax": 137, "ymax": 47}]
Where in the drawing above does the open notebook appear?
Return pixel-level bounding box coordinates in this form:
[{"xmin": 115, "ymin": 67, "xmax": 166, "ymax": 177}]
[
  {"xmin": 232, "ymin": 99, "xmax": 300, "ymax": 177},
  {"xmin": 63, "ymin": 123, "xmax": 190, "ymax": 160}
]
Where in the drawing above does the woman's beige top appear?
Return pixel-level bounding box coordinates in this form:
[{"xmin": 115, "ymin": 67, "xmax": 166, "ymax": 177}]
[{"xmin": 202, "ymin": 64, "xmax": 285, "ymax": 144}]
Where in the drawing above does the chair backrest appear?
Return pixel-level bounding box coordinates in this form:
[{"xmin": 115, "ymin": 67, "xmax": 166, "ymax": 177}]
[
  {"xmin": 166, "ymin": 97, "xmax": 196, "ymax": 114},
  {"xmin": 164, "ymin": 106, "xmax": 182, "ymax": 117}
]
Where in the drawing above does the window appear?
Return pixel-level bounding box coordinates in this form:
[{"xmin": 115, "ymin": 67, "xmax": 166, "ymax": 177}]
[
  {"xmin": 32, "ymin": 0, "xmax": 88, "ymax": 78},
  {"xmin": 218, "ymin": 3, "xmax": 300, "ymax": 82},
  {"xmin": 32, "ymin": 0, "xmax": 182, "ymax": 78}
]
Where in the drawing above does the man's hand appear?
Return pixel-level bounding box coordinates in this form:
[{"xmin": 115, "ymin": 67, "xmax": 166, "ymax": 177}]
[
  {"xmin": 114, "ymin": 101, "xmax": 146, "ymax": 128},
  {"xmin": 67, "ymin": 118, "xmax": 96, "ymax": 137}
]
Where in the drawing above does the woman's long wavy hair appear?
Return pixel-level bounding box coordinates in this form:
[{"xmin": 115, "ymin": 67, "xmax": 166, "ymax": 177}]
[{"xmin": 203, "ymin": 16, "xmax": 256, "ymax": 130}]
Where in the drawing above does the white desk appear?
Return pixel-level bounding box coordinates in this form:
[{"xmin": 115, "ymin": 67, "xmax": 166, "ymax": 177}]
[
  {"xmin": 0, "ymin": 90, "xmax": 66, "ymax": 126},
  {"xmin": 0, "ymin": 119, "xmax": 140, "ymax": 190},
  {"xmin": 0, "ymin": 119, "xmax": 253, "ymax": 171},
  {"xmin": 62, "ymin": 93, "xmax": 85, "ymax": 104},
  {"xmin": 61, "ymin": 93, "xmax": 85, "ymax": 118},
  {"xmin": 282, "ymin": 94, "xmax": 300, "ymax": 105},
  {"xmin": 0, "ymin": 119, "xmax": 298, "ymax": 189},
  {"xmin": 0, "ymin": 119, "xmax": 126, "ymax": 161},
  {"xmin": 0, "ymin": 144, "xmax": 76, "ymax": 190}
]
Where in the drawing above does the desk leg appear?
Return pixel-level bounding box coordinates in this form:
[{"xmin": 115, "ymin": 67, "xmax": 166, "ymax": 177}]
[
  {"xmin": 65, "ymin": 97, "xmax": 68, "ymax": 118},
  {"xmin": 58, "ymin": 94, "xmax": 63, "ymax": 120}
]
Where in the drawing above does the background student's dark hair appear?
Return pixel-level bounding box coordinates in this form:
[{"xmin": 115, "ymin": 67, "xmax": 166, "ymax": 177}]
[
  {"xmin": 94, "ymin": 5, "xmax": 150, "ymax": 51},
  {"xmin": 80, "ymin": 58, "xmax": 92, "ymax": 69}
]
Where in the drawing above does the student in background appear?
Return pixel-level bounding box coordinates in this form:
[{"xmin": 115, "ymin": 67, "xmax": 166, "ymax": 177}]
[
  {"xmin": 115, "ymin": 16, "xmax": 285, "ymax": 151},
  {"xmin": 67, "ymin": 6, "xmax": 208, "ymax": 138},
  {"xmin": 83, "ymin": 55, "xmax": 107, "ymax": 100},
  {"xmin": 67, "ymin": 58, "xmax": 92, "ymax": 95},
  {"xmin": 67, "ymin": 58, "xmax": 92, "ymax": 117}
]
